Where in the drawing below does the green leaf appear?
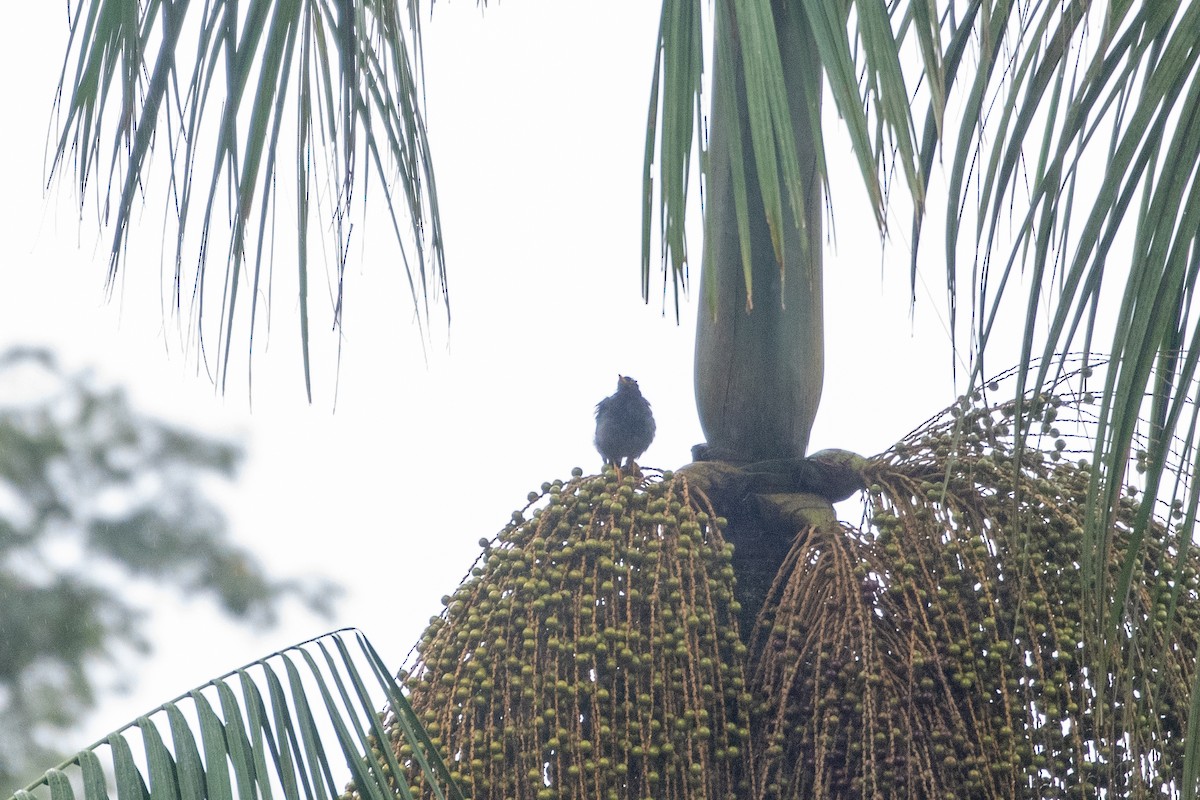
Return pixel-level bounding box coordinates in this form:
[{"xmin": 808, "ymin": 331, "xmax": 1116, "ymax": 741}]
[
  {"xmin": 192, "ymin": 691, "xmax": 235, "ymax": 800},
  {"xmin": 10, "ymin": 630, "xmax": 460, "ymax": 800},
  {"xmin": 355, "ymin": 633, "xmax": 461, "ymax": 800},
  {"xmin": 642, "ymin": 0, "xmax": 705, "ymax": 315},
  {"xmin": 50, "ymin": 0, "xmax": 445, "ymax": 392},
  {"xmin": 78, "ymin": 752, "xmax": 110, "ymax": 800},
  {"xmin": 137, "ymin": 717, "xmax": 180, "ymax": 800},
  {"xmin": 164, "ymin": 707, "xmax": 205, "ymax": 800},
  {"xmin": 44, "ymin": 770, "xmax": 74, "ymax": 800},
  {"xmin": 707, "ymin": 0, "xmax": 755, "ymax": 310},
  {"xmin": 108, "ymin": 734, "xmax": 149, "ymax": 800}
]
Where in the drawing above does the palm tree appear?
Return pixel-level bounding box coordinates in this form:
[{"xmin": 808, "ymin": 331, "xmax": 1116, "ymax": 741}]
[{"xmin": 24, "ymin": 1, "xmax": 1200, "ymax": 798}]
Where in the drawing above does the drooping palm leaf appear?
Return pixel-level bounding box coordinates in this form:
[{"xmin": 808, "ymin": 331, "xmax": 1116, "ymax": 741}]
[
  {"xmin": 946, "ymin": 6, "xmax": 1200, "ymax": 733},
  {"xmin": 51, "ymin": 0, "xmax": 444, "ymax": 398},
  {"xmin": 642, "ymin": 0, "xmax": 704, "ymax": 318},
  {"xmin": 8, "ymin": 629, "xmax": 462, "ymax": 800},
  {"xmin": 644, "ymin": 0, "xmax": 931, "ymax": 312}
]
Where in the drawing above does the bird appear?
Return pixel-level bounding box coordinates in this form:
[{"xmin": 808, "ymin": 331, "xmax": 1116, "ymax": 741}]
[{"xmin": 594, "ymin": 375, "xmax": 656, "ymax": 471}]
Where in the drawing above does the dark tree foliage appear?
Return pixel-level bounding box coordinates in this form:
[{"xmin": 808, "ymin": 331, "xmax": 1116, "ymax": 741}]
[{"xmin": 0, "ymin": 348, "xmax": 338, "ymax": 793}]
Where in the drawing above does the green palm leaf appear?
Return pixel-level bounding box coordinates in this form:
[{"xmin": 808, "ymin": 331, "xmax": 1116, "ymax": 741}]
[
  {"xmin": 50, "ymin": 0, "xmax": 444, "ymax": 398},
  {"xmin": 8, "ymin": 630, "xmax": 462, "ymax": 800},
  {"xmin": 645, "ymin": 0, "xmax": 931, "ymax": 311}
]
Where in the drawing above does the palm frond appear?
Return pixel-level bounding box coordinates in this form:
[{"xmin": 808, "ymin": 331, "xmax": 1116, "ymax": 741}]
[
  {"xmin": 51, "ymin": 0, "xmax": 444, "ymax": 398},
  {"xmin": 642, "ymin": 0, "xmax": 705, "ymax": 317},
  {"xmin": 644, "ymin": 0, "xmax": 930, "ymax": 313},
  {"xmin": 8, "ymin": 629, "xmax": 463, "ymax": 800},
  {"xmin": 935, "ymin": 5, "xmax": 1200, "ymax": 706}
]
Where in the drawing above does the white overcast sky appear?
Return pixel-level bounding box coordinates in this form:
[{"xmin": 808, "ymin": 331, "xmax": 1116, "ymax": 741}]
[{"xmin": 0, "ymin": 1, "xmax": 995, "ymax": 758}]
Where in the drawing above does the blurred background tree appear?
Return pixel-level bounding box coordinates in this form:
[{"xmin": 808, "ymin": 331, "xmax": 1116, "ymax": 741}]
[{"xmin": 0, "ymin": 347, "xmax": 338, "ymax": 794}]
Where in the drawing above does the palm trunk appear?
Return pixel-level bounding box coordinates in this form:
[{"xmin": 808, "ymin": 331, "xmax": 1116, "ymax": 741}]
[{"xmin": 695, "ymin": 2, "xmax": 825, "ymax": 463}]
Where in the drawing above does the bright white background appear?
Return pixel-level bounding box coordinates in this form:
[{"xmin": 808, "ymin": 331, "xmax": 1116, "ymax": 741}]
[{"xmin": 1, "ymin": 2, "xmax": 975, "ymax": 758}]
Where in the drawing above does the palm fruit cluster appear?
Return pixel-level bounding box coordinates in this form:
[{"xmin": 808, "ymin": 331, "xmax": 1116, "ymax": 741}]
[
  {"xmin": 751, "ymin": 382, "xmax": 1200, "ymax": 798},
  {"xmin": 389, "ymin": 468, "xmax": 753, "ymax": 800},
  {"xmin": 341, "ymin": 358, "xmax": 1200, "ymax": 799}
]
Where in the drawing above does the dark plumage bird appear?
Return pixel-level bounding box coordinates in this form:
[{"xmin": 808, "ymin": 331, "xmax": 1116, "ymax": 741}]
[{"xmin": 594, "ymin": 375, "xmax": 656, "ymax": 469}]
